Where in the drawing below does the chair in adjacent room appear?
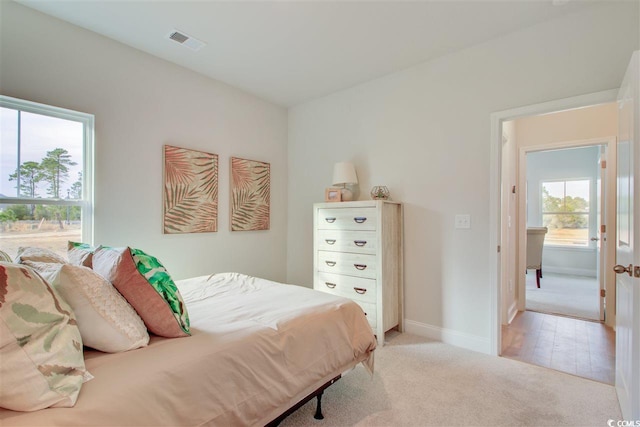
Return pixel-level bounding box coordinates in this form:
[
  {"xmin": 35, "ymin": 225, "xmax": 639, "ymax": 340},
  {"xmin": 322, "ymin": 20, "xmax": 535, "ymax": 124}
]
[{"xmin": 526, "ymin": 227, "xmax": 548, "ymax": 288}]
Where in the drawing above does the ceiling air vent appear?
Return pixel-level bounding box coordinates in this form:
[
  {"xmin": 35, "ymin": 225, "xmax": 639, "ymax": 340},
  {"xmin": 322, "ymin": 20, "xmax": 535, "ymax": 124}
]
[{"xmin": 166, "ymin": 30, "xmax": 206, "ymax": 51}]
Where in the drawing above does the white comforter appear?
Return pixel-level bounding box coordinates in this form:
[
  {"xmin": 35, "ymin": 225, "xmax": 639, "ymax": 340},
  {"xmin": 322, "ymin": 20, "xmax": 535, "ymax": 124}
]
[{"xmin": 0, "ymin": 273, "xmax": 376, "ymax": 426}]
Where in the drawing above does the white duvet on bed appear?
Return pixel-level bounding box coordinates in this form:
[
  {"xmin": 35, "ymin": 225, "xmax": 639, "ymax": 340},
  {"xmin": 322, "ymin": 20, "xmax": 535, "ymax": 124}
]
[{"xmin": 0, "ymin": 272, "xmax": 376, "ymax": 426}]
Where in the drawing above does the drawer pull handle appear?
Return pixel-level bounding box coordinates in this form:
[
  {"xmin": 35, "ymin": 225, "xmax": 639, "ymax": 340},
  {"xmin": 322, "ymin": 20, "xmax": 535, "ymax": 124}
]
[
  {"xmin": 354, "ymin": 263, "xmax": 367, "ymax": 270},
  {"xmin": 354, "ymin": 240, "xmax": 367, "ymax": 247},
  {"xmin": 353, "ymin": 217, "xmax": 367, "ymax": 224},
  {"xmin": 354, "ymin": 287, "xmax": 367, "ymax": 294},
  {"xmin": 325, "ymin": 282, "xmax": 337, "ymax": 289},
  {"xmin": 325, "ymin": 239, "xmax": 336, "ymax": 245},
  {"xmin": 325, "ymin": 217, "xmax": 336, "ymax": 223},
  {"xmin": 325, "ymin": 261, "xmax": 336, "ymax": 267}
]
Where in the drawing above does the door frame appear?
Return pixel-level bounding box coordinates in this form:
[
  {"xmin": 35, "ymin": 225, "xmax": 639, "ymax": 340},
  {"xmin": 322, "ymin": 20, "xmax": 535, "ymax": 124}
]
[
  {"xmin": 516, "ymin": 137, "xmax": 616, "ymax": 323},
  {"xmin": 489, "ymin": 88, "xmax": 618, "ymax": 356}
]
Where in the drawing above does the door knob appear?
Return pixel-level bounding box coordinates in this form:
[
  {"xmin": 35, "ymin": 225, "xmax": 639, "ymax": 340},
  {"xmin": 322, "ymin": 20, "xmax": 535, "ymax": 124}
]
[
  {"xmin": 614, "ymin": 264, "xmax": 633, "ymax": 276},
  {"xmin": 590, "ymin": 237, "xmax": 600, "ymax": 241}
]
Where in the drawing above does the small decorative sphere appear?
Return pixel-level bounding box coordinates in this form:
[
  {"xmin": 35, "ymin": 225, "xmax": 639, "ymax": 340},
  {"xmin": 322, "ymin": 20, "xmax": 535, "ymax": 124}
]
[{"xmin": 370, "ymin": 186, "xmax": 390, "ymax": 200}]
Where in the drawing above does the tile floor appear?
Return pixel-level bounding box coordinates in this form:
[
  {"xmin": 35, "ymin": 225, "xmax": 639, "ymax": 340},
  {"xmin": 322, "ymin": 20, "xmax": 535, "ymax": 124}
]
[{"xmin": 502, "ymin": 310, "xmax": 615, "ymax": 384}]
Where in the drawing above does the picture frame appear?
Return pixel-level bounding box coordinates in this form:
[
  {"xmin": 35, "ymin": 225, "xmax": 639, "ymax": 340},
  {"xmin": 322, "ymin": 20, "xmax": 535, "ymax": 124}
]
[
  {"xmin": 163, "ymin": 145, "xmax": 218, "ymax": 234},
  {"xmin": 325, "ymin": 187, "xmax": 342, "ymax": 202},
  {"xmin": 230, "ymin": 157, "xmax": 270, "ymax": 231}
]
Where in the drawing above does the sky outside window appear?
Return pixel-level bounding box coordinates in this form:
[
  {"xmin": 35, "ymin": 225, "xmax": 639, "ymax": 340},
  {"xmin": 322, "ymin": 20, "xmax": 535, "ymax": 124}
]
[{"xmin": 0, "ymin": 108, "xmax": 83, "ymax": 198}]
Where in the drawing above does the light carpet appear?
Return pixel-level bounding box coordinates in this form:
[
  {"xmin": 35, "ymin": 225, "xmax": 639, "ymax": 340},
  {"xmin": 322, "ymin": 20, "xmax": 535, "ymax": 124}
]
[
  {"xmin": 526, "ymin": 273, "xmax": 599, "ymax": 321},
  {"xmin": 280, "ymin": 332, "xmax": 620, "ymax": 426}
]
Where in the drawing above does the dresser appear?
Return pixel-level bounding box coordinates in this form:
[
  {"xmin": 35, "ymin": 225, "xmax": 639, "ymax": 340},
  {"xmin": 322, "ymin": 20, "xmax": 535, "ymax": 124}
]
[{"xmin": 313, "ymin": 200, "xmax": 403, "ymax": 346}]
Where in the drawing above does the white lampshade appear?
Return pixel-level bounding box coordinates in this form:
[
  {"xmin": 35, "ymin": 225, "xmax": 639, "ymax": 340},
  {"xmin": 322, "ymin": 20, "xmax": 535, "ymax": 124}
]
[{"xmin": 332, "ymin": 162, "xmax": 358, "ymax": 186}]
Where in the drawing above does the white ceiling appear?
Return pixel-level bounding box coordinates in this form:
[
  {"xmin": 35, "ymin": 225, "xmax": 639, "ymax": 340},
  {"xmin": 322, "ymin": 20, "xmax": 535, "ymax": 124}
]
[{"xmin": 17, "ymin": 0, "xmax": 599, "ymax": 107}]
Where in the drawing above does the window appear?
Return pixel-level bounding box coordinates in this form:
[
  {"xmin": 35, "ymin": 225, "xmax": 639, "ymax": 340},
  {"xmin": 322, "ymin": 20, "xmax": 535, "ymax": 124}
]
[
  {"xmin": 541, "ymin": 179, "xmax": 590, "ymax": 246},
  {"xmin": 0, "ymin": 96, "xmax": 93, "ymax": 259}
]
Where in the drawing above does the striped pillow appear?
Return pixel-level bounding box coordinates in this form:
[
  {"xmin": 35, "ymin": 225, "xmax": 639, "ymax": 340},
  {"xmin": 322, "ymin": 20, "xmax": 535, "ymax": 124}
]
[
  {"xmin": 15, "ymin": 247, "xmax": 67, "ymax": 264},
  {"xmin": 67, "ymin": 241, "xmax": 96, "ymax": 268},
  {"xmin": 0, "ymin": 250, "xmax": 11, "ymax": 263}
]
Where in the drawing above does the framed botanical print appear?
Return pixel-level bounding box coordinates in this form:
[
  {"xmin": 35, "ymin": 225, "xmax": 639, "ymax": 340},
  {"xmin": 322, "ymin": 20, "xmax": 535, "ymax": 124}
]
[
  {"xmin": 163, "ymin": 145, "xmax": 218, "ymax": 234},
  {"xmin": 230, "ymin": 157, "xmax": 270, "ymax": 231}
]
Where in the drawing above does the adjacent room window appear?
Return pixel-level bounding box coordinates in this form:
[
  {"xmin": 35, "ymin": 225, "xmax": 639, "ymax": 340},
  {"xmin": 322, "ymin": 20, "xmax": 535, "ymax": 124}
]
[
  {"xmin": 0, "ymin": 96, "xmax": 94, "ymax": 260},
  {"xmin": 541, "ymin": 179, "xmax": 590, "ymax": 246}
]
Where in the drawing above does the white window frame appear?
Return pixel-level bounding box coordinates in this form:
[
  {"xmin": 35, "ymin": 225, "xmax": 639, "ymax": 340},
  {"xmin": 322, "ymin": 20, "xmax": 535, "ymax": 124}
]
[
  {"xmin": 0, "ymin": 95, "xmax": 94, "ymax": 244},
  {"xmin": 540, "ymin": 178, "xmax": 591, "ymax": 247}
]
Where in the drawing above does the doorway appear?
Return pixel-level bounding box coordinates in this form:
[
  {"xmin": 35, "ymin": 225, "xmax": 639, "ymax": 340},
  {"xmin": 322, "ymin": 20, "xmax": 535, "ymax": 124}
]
[
  {"xmin": 524, "ymin": 145, "xmax": 604, "ymax": 321},
  {"xmin": 496, "ymin": 100, "xmax": 618, "ymax": 382}
]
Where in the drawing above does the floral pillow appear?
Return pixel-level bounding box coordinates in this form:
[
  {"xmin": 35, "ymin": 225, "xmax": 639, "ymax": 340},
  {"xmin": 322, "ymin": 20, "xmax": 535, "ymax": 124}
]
[
  {"xmin": 0, "ymin": 262, "xmax": 89, "ymax": 411},
  {"xmin": 92, "ymin": 246, "xmax": 190, "ymax": 338},
  {"xmin": 24, "ymin": 261, "xmax": 150, "ymax": 353}
]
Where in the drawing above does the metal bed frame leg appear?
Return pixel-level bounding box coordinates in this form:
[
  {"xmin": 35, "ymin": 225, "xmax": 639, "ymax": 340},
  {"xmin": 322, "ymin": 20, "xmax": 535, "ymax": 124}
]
[
  {"xmin": 264, "ymin": 375, "xmax": 339, "ymax": 426},
  {"xmin": 314, "ymin": 391, "xmax": 324, "ymax": 420}
]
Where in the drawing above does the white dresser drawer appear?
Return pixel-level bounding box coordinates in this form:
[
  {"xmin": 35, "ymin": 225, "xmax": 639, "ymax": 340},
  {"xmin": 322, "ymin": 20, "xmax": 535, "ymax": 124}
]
[
  {"xmin": 353, "ymin": 301, "xmax": 377, "ymax": 329},
  {"xmin": 316, "ymin": 207, "xmax": 377, "ymax": 231},
  {"xmin": 317, "ymin": 251, "xmax": 376, "ymax": 279},
  {"xmin": 317, "ymin": 230, "xmax": 377, "ymax": 254},
  {"xmin": 316, "ymin": 272, "xmax": 376, "ymax": 305}
]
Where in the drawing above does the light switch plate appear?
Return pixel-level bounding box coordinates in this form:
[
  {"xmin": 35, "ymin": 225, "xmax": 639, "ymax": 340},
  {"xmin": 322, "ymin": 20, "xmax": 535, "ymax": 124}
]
[{"xmin": 455, "ymin": 214, "xmax": 471, "ymax": 229}]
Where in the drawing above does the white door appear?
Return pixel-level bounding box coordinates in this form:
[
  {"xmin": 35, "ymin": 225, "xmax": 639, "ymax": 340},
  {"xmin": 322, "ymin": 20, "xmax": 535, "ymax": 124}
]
[{"xmin": 616, "ymin": 50, "xmax": 640, "ymax": 420}]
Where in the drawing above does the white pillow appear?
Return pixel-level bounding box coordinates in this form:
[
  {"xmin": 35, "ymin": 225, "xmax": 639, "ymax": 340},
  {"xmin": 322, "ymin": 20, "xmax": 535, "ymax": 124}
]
[
  {"xmin": 0, "ymin": 262, "xmax": 88, "ymax": 411},
  {"xmin": 24, "ymin": 261, "xmax": 150, "ymax": 353}
]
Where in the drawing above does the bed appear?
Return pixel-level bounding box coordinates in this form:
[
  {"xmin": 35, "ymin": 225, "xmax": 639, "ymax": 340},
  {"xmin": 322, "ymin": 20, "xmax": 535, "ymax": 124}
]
[{"xmin": 0, "ymin": 271, "xmax": 376, "ymax": 426}]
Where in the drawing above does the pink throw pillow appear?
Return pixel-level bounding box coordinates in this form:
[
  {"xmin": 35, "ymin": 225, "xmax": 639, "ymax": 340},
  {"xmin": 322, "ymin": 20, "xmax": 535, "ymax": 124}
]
[{"xmin": 92, "ymin": 246, "xmax": 190, "ymax": 338}]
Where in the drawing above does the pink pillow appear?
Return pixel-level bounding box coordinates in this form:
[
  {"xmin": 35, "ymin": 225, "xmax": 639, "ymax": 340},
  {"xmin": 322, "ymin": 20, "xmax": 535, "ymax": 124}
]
[{"xmin": 92, "ymin": 246, "xmax": 190, "ymax": 338}]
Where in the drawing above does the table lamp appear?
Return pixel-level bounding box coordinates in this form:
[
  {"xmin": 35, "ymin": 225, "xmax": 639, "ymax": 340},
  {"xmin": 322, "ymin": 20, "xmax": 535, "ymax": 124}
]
[{"xmin": 332, "ymin": 162, "xmax": 358, "ymax": 201}]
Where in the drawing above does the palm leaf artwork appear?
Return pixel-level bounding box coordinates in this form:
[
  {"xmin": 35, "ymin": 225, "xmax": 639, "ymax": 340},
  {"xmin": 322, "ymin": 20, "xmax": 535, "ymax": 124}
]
[
  {"xmin": 163, "ymin": 145, "xmax": 218, "ymax": 234},
  {"xmin": 230, "ymin": 157, "xmax": 270, "ymax": 231}
]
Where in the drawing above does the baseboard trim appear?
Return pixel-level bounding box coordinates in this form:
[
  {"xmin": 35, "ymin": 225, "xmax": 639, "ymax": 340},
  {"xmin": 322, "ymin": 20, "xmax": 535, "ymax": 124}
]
[
  {"xmin": 544, "ymin": 266, "xmax": 596, "ymax": 277},
  {"xmin": 403, "ymin": 319, "xmax": 491, "ymax": 354}
]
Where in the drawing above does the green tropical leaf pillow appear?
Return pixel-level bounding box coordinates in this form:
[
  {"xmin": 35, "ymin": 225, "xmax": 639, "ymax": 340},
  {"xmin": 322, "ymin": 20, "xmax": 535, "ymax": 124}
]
[
  {"xmin": 0, "ymin": 261, "xmax": 89, "ymax": 411},
  {"xmin": 92, "ymin": 246, "xmax": 190, "ymax": 338}
]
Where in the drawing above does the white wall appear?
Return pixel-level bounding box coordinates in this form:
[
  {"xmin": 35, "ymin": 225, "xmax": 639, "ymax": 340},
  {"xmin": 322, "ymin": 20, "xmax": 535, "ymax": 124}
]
[
  {"xmin": 501, "ymin": 121, "xmax": 518, "ymax": 324},
  {"xmin": 0, "ymin": 2, "xmax": 289, "ymax": 281},
  {"xmin": 526, "ymin": 146, "xmax": 600, "ymax": 276},
  {"xmin": 515, "ymin": 102, "xmax": 618, "ymax": 148},
  {"xmin": 287, "ymin": 2, "xmax": 639, "ymax": 352}
]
